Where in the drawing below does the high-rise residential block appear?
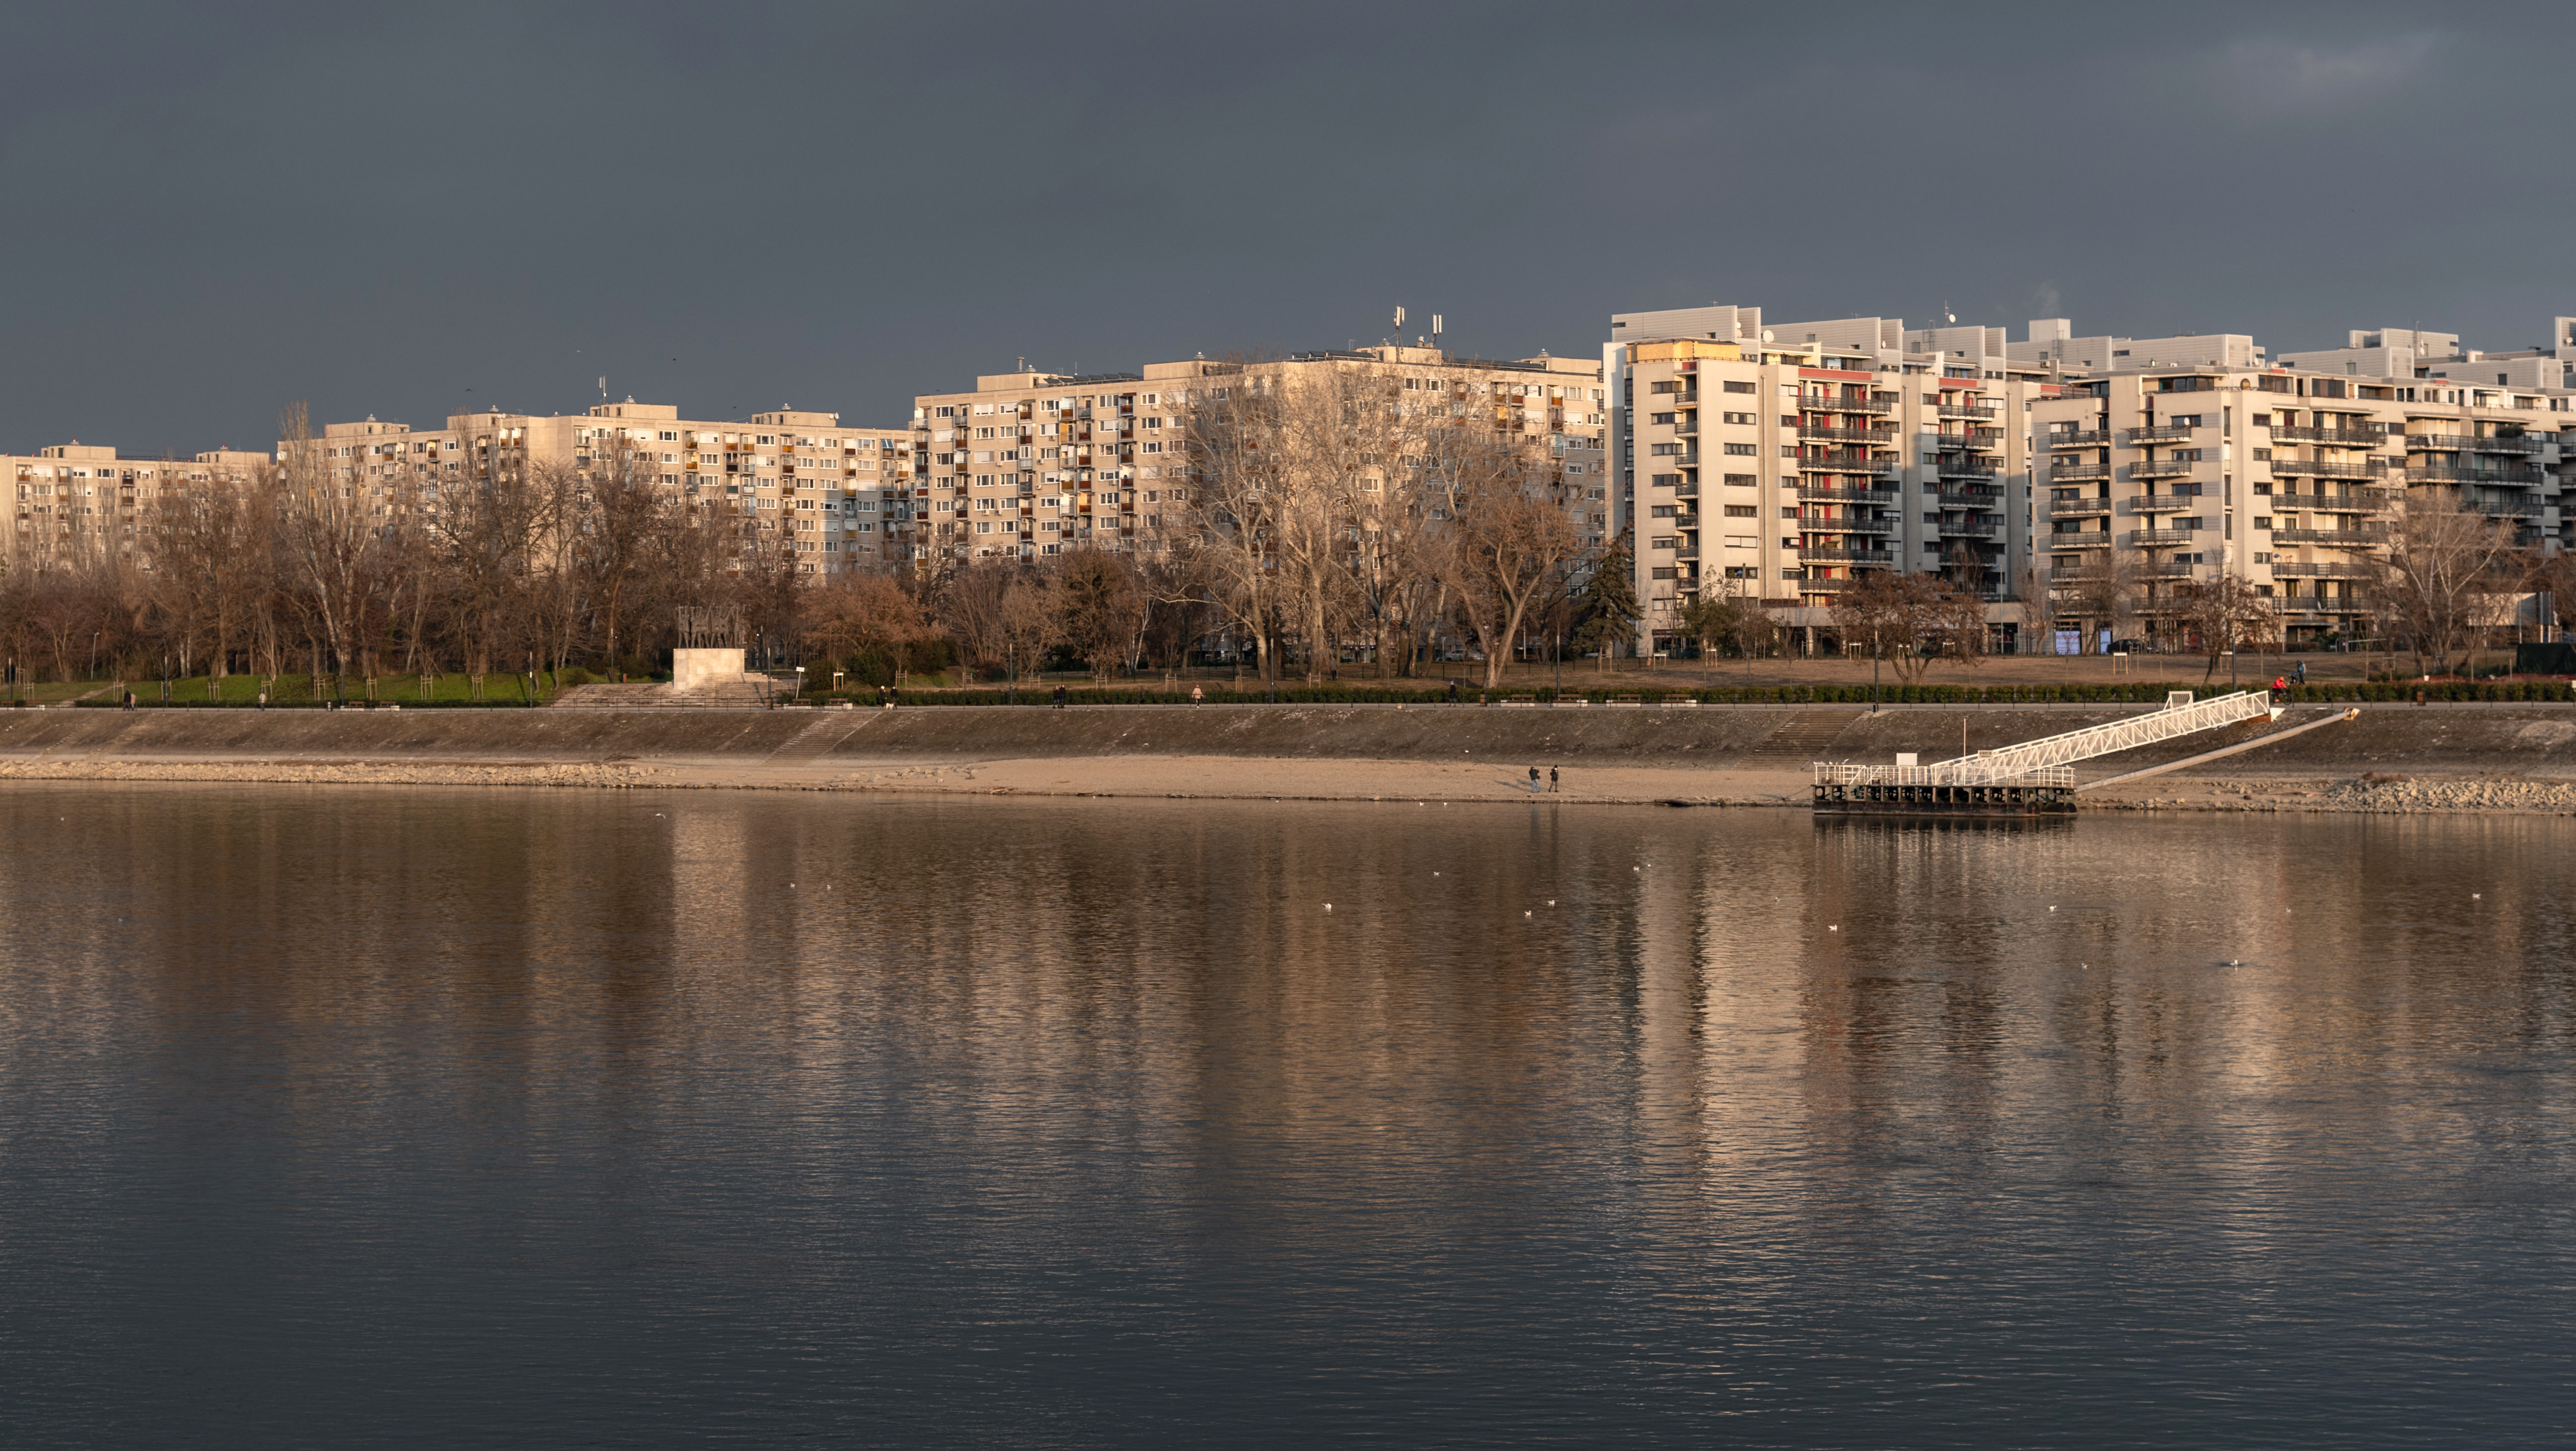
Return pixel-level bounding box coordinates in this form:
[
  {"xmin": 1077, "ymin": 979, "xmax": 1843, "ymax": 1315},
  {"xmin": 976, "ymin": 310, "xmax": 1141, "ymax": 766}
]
[{"xmin": 908, "ymin": 345, "xmax": 1609, "ymax": 563}]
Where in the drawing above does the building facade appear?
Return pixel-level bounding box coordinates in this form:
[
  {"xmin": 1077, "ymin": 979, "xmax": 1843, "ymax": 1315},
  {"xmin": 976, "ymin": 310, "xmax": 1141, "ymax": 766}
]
[
  {"xmin": 6, "ymin": 442, "xmax": 267, "ymax": 574},
  {"xmin": 295, "ymin": 403, "xmax": 915, "ymax": 574},
  {"xmin": 2034, "ymin": 363, "xmax": 2572, "ymax": 645},
  {"xmin": 1605, "ymin": 305, "xmax": 2052, "ymax": 654},
  {"xmin": 907, "ymin": 345, "xmax": 1610, "ymax": 563}
]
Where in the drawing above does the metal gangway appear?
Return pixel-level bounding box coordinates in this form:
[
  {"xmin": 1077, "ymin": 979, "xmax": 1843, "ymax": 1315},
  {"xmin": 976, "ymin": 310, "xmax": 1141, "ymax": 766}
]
[{"xmin": 1816, "ymin": 690, "xmax": 2279, "ymax": 789}]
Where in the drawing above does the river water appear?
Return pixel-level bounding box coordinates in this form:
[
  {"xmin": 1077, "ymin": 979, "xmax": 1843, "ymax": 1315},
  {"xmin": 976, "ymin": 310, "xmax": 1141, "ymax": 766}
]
[{"xmin": 0, "ymin": 784, "xmax": 2569, "ymax": 1447}]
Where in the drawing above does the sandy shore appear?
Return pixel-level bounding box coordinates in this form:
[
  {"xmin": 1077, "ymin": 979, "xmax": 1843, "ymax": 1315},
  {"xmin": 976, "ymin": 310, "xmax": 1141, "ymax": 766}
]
[{"xmin": 10, "ymin": 751, "xmax": 2576, "ymax": 815}]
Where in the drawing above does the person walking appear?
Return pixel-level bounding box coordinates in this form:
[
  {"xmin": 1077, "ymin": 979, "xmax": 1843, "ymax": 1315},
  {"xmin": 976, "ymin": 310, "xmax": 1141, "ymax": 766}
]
[
  {"xmin": 2294, "ymin": 661, "xmax": 2307, "ymax": 686},
  {"xmin": 1053, "ymin": 685, "xmax": 1066, "ymax": 710},
  {"xmin": 1528, "ymin": 765, "xmax": 1541, "ymax": 792},
  {"xmin": 1191, "ymin": 685, "xmax": 1204, "ymax": 706},
  {"xmin": 1549, "ymin": 765, "xmax": 1560, "ymax": 793}
]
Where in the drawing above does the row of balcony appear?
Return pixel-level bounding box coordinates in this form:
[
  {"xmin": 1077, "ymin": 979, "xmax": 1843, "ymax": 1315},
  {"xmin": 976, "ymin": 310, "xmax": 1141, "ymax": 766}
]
[
  {"xmin": 2044, "ymin": 429, "xmax": 2110, "ymax": 448},
  {"xmin": 2271, "ymin": 528, "xmax": 2390, "ymax": 546},
  {"xmin": 2409, "ymin": 463, "xmax": 2544, "ymax": 485},
  {"xmin": 2271, "ymin": 424, "xmax": 2388, "ymax": 446},
  {"xmin": 1800, "ymin": 393, "xmax": 1894, "ymax": 415},
  {"xmin": 2270, "ymin": 457, "xmax": 2393, "ymax": 479},
  {"xmin": 2126, "ymin": 424, "xmax": 2195, "ymax": 444},
  {"xmin": 1938, "ymin": 402, "xmax": 1997, "ymax": 421},
  {"xmin": 1795, "ymin": 423, "xmax": 1899, "ymax": 445},
  {"xmin": 2268, "ymin": 489, "xmax": 2391, "ymax": 512},
  {"xmin": 1798, "ymin": 546, "xmax": 1895, "ymax": 564},
  {"xmin": 2404, "ymin": 432, "xmax": 2543, "ymax": 455},
  {"xmin": 1796, "ymin": 484, "xmax": 1899, "ymax": 505},
  {"xmin": 1796, "ymin": 454, "xmax": 1898, "ymax": 475},
  {"xmin": 2269, "ymin": 562, "xmax": 2371, "ymax": 579}
]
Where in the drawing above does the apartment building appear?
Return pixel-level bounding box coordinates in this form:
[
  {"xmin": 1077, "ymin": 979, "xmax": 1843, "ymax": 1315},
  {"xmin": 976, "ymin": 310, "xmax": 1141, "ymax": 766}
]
[
  {"xmin": 908, "ymin": 345, "xmax": 1609, "ymax": 563},
  {"xmin": 297, "ymin": 402, "xmax": 916, "ymax": 574},
  {"xmin": 2033, "ymin": 361, "xmax": 2572, "ymax": 645},
  {"xmin": 2280, "ymin": 320, "xmax": 2576, "ymax": 392},
  {"xmin": 6, "ymin": 442, "xmax": 268, "ymax": 574},
  {"xmin": 1605, "ymin": 305, "xmax": 2053, "ymax": 654}
]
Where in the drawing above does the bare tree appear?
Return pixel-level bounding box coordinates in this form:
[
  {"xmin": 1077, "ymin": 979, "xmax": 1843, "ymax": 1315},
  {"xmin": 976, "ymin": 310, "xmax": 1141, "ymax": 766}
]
[
  {"xmin": 2174, "ymin": 571, "xmax": 2280, "ymax": 686},
  {"xmin": 2368, "ymin": 490, "xmax": 2520, "ymax": 676},
  {"xmin": 271, "ymin": 403, "xmax": 385, "ymax": 697},
  {"xmin": 2062, "ymin": 550, "xmax": 2136, "ymax": 654},
  {"xmin": 1829, "ymin": 570, "xmax": 1976, "ymax": 685},
  {"xmin": 1435, "ymin": 426, "xmax": 1581, "ymax": 689}
]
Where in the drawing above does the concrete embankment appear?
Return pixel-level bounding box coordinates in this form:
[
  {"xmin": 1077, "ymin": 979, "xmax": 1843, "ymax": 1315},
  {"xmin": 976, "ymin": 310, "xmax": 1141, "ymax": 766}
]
[{"xmin": 3, "ymin": 702, "xmax": 2574, "ymax": 810}]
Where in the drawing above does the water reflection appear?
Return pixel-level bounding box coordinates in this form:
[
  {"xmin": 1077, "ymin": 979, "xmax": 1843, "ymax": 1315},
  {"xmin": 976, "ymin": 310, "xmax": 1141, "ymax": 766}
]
[{"xmin": 0, "ymin": 785, "xmax": 2569, "ymax": 1448}]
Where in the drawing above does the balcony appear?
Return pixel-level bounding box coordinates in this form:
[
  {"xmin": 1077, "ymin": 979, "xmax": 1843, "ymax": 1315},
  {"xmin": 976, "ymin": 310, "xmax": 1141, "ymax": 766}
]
[
  {"xmin": 1835, "ymin": 514, "xmax": 1899, "ymax": 535},
  {"xmin": 1938, "ymin": 462, "xmax": 2003, "ymax": 485},
  {"xmin": 2049, "ymin": 460, "xmax": 2111, "ymax": 482},
  {"xmin": 2273, "ymin": 424, "xmax": 2387, "ymax": 446},
  {"xmin": 1938, "ymin": 402, "xmax": 1997, "ymax": 421},
  {"xmin": 2122, "ymin": 494, "xmax": 2201, "ymax": 514},
  {"xmin": 2268, "ymin": 487, "xmax": 2393, "ymax": 511},
  {"xmin": 2128, "ymin": 528, "xmax": 2194, "ymax": 547},
  {"xmin": 1795, "ymin": 484, "xmax": 1900, "ymax": 505},
  {"xmin": 2045, "ymin": 533, "xmax": 2113, "ymax": 549},
  {"xmin": 2125, "ymin": 424, "xmax": 2195, "ymax": 445},
  {"xmin": 1939, "ymin": 486, "xmax": 2002, "ymax": 506},
  {"xmin": 2465, "ymin": 496, "xmax": 2542, "ymax": 518},
  {"xmin": 1934, "ymin": 429, "xmax": 2005, "ymax": 452},
  {"xmin": 1801, "ymin": 393, "xmax": 1893, "ymax": 415},
  {"xmin": 2271, "ymin": 528, "xmax": 2391, "ymax": 547},
  {"xmin": 1798, "ymin": 546, "xmax": 1895, "ymax": 564},
  {"xmin": 2408, "ymin": 463, "xmax": 2543, "ymax": 486},
  {"xmin": 1796, "ymin": 453, "xmax": 1897, "ymax": 475},
  {"xmin": 2131, "ymin": 458, "xmax": 2196, "ymax": 479},
  {"xmin": 2045, "ymin": 429, "xmax": 2110, "ymax": 448},
  {"xmin": 2138, "ymin": 562, "xmax": 2199, "ymax": 579},
  {"xmin": 2269, "ymin": 456, "xmax": 2394, "ymax": 479},
  {"xmin": 2269, "ymin": 561, "xmax": 2371, "ymax": 579},
  {"xmin": 1796, "ymin": 424, "xmax": 1900, "ymax": 445},
  {"xmin": 1939, "ymin": 520, "xmax": 2001, "ymax": 540},
  {"xmin": 2045, "ymin": 497, "xmax": 2111, "ymax": 519},
  {"xmin": 2404, "ymin": 432, "xmax": 2546, "ymax": 455}
]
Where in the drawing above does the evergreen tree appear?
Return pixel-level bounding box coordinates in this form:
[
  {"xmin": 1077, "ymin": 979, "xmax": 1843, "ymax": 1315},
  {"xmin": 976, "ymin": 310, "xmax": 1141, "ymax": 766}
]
[{"xmin": 1567, "ymin": 533, "xmax": 1640, "ymax": 657}]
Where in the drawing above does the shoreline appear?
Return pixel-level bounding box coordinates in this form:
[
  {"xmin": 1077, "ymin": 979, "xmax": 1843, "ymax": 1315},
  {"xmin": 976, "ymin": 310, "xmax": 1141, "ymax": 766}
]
[
  {"xmin": 7, "ymin": 702, "xmax": 2576, "ymax": 815},
  {"xmin": 8, "ymin": 753, "xmax": 2576, "ymax": 815}
]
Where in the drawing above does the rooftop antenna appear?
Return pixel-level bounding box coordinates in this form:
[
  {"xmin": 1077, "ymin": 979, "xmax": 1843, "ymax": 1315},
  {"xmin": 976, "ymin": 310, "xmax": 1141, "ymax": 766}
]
[{"xmin": 598, "ymin": 375, "xmax": 607, "ymax": 402}]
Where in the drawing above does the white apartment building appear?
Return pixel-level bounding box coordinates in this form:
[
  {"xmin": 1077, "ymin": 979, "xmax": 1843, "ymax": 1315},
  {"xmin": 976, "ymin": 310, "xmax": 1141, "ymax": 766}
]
[
  {"xmin": 2280, "ymin": 319, "xmax": 2576, "ymax": 392},
  {"xmin": 2033, "ymin": 359, "xmax": 2572, "ymax": 645},
  {"xmin": 297, "ymin": 402, "xmax": 915, "ymax": 574},
  {"xmin": 909, "ymin": 345, "xmax": 1609, "ymax": 563},
  {"xmin": 6, "ymin": 442, "xmax": 268, "ymax": 574},
  {"xmin": 1605, "ymin": 305, "xmax": 2054, "ymax": 654}
]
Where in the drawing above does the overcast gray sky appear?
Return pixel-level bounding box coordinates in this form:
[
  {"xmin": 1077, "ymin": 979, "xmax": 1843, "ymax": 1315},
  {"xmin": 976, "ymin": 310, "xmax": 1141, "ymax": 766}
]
[{"xmin": 6, "ymin": 0, "xmax": 2569, "ymax": 455}]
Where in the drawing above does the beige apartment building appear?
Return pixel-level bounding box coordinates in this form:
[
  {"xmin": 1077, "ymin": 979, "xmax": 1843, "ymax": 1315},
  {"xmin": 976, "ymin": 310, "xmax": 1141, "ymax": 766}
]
[
  {"xmin": 2033, "ymin": 362, "xmax": 2571, "ymax": 645},
  {"xmin": 6, "ymin": 442, "xmax": 268, "ymax": 574},
  {"xmin": 296, "ymin": 402, "xmax": 915, "ymax": 574},
  {"xmin": 1605, "ymin": 305, "xmax": 2054, "ymax": 653},
  {"xmin": 908, "ymin": 345, "xmax": 1610, "ymax": 563}
]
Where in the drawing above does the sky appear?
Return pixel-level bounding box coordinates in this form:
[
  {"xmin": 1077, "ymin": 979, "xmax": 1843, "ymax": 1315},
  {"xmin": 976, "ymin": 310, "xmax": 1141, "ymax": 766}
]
[{"xmin": 6, "ymin": 0, "xmax": 2571, "ymax": 456}]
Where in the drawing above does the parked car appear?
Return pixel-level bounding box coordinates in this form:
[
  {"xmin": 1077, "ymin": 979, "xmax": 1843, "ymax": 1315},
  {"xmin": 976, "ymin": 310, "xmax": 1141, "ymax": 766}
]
[{"xmin": 2107, "ymin": 638, "xmax": 2155, "ymax": 654}]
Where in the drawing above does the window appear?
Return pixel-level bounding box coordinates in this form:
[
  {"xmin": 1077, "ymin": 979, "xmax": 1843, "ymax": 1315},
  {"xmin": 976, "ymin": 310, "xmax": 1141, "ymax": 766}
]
[
  {"xmin": 1723, "ymin": 504, "xmax": 1756, "ymax": 517},
  {"xmin": 1780, "ymin": 507, "xmax": 1797, "ymax": 519},
  {"xmin": 1721, "ymin": 411, "xmax": 1755, "ymax": 425},
  {"xmin": 2255, "ymin": 517, "xmax": 2272, "ymax": 530},
  {"xmin": 1650, "ymin": 412, "xmax": 1675, "ymax": 425},
  {"xmin": 1650, "ymin": 505, "xmax": 1676, "ymax": 518},
  {"xmin": 1724, "ymin": 473, "xmax": 1757, "ymax": 487},
  {"xmin": 1724, "ymin": 443, "xmax": 1756, "ymax": 456},
  {"xmin": 1723, "ymin": 380, "xmax": 1756, "ymax": 394}
]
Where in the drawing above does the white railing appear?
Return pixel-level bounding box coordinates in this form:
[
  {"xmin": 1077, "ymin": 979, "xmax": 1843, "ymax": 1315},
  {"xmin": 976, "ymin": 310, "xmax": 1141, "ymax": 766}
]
[
  {"xmin": 1815, "ymin": 689, "xmax": 2276, "ymax": 786},
  {"xmin": 1815, "ymin": 764, "xmax": 2074, "ymax": 788}
]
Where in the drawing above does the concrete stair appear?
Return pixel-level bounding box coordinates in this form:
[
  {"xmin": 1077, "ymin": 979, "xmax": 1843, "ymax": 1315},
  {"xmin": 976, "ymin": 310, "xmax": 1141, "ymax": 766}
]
[
  {"xmin": 1749, "ymin": 708, "xmax": 1867, "ymax": 758},
  {"xmin": 549, "ymin": 679, "xmax": 784, "ymax": 710}
]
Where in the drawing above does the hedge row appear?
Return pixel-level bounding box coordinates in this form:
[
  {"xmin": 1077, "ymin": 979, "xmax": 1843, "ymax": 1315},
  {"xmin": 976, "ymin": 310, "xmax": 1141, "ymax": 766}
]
[{"xmin": 47, "ymin": 679, "xmax": 2576, "ymax": 711}]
